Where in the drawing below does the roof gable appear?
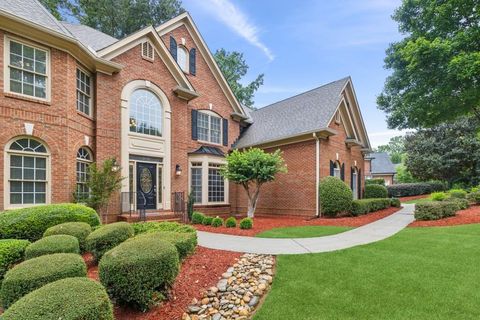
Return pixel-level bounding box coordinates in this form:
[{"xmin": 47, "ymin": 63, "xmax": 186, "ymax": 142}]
[{"xmin": 368, "ymin": 152, "xmax": 396, "ymax": 174}]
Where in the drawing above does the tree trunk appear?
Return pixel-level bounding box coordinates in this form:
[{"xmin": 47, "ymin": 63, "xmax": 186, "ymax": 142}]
[{"xmin": 243, "ymin": 182, "xmax": 261, "ymax": 218}]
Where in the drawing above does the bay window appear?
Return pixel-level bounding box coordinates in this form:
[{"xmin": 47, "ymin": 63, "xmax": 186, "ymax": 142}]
[{"xmin": 189, "ymin": 157, "xmax": 227, "ymax": 205}]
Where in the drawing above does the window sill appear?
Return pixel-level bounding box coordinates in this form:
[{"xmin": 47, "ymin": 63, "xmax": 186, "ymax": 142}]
[
  {"xmin": 3, "ymin": 202, "xmax": 50, "ymax": 210},
  {"xmin": 194, "ymin": 203, "xmax": 230, "ymax": 207},
  {"xmin": 76, "ymin": 111, "xmax": 95, "ymax": 121},
  {"xmin": 4, "ymin": 92, "xmax": 51, "ymax": 105}
]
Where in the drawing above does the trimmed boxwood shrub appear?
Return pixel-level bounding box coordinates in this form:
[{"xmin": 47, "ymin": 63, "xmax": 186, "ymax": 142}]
[
  {"xmin": 225, "ymin": 217, "xmax": 237, "ymax": 228},
  {"xmin": 99, "ymin": 234, "xmax": 179, "ymax": 311},
  {"xmin": 85, "ymin": 222, "xmax": 134, "ymax": 261},
  {"xmin": 390, "ymin": 198, "xmax": 401, "ymax": 207},
  {"xmin": 211, "ymin": 217, "xmax": 224, "ymax": 227},
  {"xmin": 191, "ymin": 212, "xmax": 205, "ymax": 224},
  {"xmin": 319, "ymin": 177, "xmax": 353, "ymax": 217},
  {"xmin": 202, "ymin": 216, "xmax": 213, "ymax": 226},
  {"xmin": 43, "ymin": 222, "xmax": 92, "ymax": 252},
  {"xmin": 132, "ymin": 221, "xmax": 196, "ymax": 235},
  {"xmin": 1, "ymin": 277, "xmax": 113, "ymax": 320},
  {"xmin": 350, "ymin": 198, "xmax": 391, "ymax": 216},
  {"xmin": 387, "ymin": 182, "xmax": 446, "ymax": 197},
  {"xmin": 448, "ymin": 189, "xmax": 467, "ymax": 199},
  {"xmin": 365, "ymin": 178, "xmax": 386, "ymax": 186},
  {"xmin": 364, "ymin": 184, "xmax": 388, "ymax": 199},
  {"xmin": 25, "ymin": 235, "xmax": 80, "ymax": 260},
  {"xmin": 414, "ymin": 201, "xmax": 458, "ymax": 221},
  {"xmin": 0, "ymin": 253, "xmax": 86, "ymax": 309},
  {"xmin": 0, "ymin": 204, "xmax": 100, "ymax": 242},
  {"xmin": 0, "ymin": 239, "xmax": 30, "ymax": 281},
  {"xmin": 239, "ymin": 217, "xmax": 253, "ymax": 229},
  {"xmin": 142, "ymin": 231, "xmax": 197, "ymax": 260},
  {"xmin": 467, "ymin": 191, "xmax": 480, "ymax": 204}
]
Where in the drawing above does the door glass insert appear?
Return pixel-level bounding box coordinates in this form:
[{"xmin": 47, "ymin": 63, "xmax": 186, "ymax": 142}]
[{"xmin": 139, "ymin": 167, "xmax": 153, "ymax": 193}]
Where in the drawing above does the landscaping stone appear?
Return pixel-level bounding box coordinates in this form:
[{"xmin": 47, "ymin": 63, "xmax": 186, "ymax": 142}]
[{"xmin": 185, "ymin": 253, "xmax": 275, "ymax": 320}]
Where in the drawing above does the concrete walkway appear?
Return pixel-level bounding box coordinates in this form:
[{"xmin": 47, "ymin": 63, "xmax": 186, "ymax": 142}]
[{"xmin": 197, "ymin": 204, "xmax": 415, "ymax": 255}]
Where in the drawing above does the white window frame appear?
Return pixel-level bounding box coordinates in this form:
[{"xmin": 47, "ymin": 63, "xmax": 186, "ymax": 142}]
[
  {"xmin": 352, "ymin": 167, "xmax": 358, "ymax": 200},
  {"xmin": 4, "ymin": 137, "xmax": 51, "ymax": 209},
  {"xmin": 177, "ymin": 45, "xmax": 189, "ymax": 73},
  {"xmin": 76, "ymin": 67, "xmax": 93, "ymax": 117},
  {"xmin": 333, "ymin": 161, "xmax": 341, "ymax": 179},
  {"xmin": 76, "ymin": 147, "xmax": 93, "ymax": 201},
  {"xmin": 4, "ymin": 36, "xmax": 51, "ymax": 102},
  {"xmin": 188, "ymin": 155, "xmax": 228, "ymax": 205},
  {"xmin": 197, "ymin": 110, "xmax": 222, "ymax": 145}
]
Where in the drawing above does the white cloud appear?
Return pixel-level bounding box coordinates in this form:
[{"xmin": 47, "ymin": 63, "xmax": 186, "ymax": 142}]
[
  {"xmin": 196, "ymin": 0, "xmax": 274, "ymax": 61},
  {"xmin": 368, "ymin": 129, "xmax": 412, "ymax": 148}
]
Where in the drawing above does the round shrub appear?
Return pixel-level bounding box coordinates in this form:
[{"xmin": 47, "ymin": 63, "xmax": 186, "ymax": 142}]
[
  {"xmin": 202, "ymin": 216, "xmax": 213, "ymax": 226},
  {"xmin": 466, "ymin": 191, "xmax": 480, "ymax": 204},
  {"xmin": 85, "ymin": 222, "xmax": 134, "ymax": 261},
  {"xmin": 211, "ymin": 217, "xmax": 224, "ymax": 227},
  {"xmin": 99, "ymin": 234, "xmax": 179, "ymax": 311},
  {"xmin": 225, "ymin": 217, "xmax": 237, "ymax": 228},
  {"xmin": 25, "ymin": 235, "xmax": 80, "ymax": 260},
  {"xmin": 132, "ymin": 221, "xmax": 195, "ymax": 235},
  {"xmin": 390, "ymin": 198, "xmax": 401, "ymax": 208},
  {"xmin": 142, "ymin": 231, "xmax": 197, "ymax": 260},
  {"xmin": 319, "ymin": 177, "xmax": 353, "ymax": 217},
  {"xmin": 0, "ymin": 204, "xmax": 100, "ymax": 242},
  {"xmin": 1, "ymin": 277, "xmax": 113, "ymax": 320},
  {"xmin": 431, "ymin": 192, "xmax": 447, "ymax": 201},
  {"xmin": 364, "ymin": 184, "xmax": 388, "ymax": 199},
  {"xmin": 43, "ymin": 222, "xmax": 92, "ymax": 252},
  {"xmin": 0, "ymin": 253, "xmax": 86, "ymax": 309},
  {"xmin": 0, "ymin": 239, "xmax": 30, "ymax": 281},
  {"xmin": 448, "ymin": 189, "xmax": 467, "ymax": 199},
  {"xmin": 365, "ymin": 179, "xmax": 386, "ymax": 186},
  {"xmin": 191, "ymin": 212, "xmax": 205, "ymax": 224},
  {"xmin": 239, "ymin": 217, "xmax": 253, "ymax": 229}
]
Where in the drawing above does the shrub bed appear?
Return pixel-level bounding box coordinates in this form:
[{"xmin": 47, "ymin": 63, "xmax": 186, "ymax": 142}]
[
  {"xmin": 132, "ymin": 221, "xmax": 196, "ymax": 235},
  {"xmin": 319, "ymin": 177, "xmax": 353, "ymax": 217},
  {"xmin": 350, "ymin": 198, "xmax": 392, "ymax": 216},
  {"xmin": 0, "ymin": 204, "xmax": 100, "ymax": 242},
  {"xmin": 365, "ymin": 179, "xmax": 385, "ymax": 186},
  {"xmin": 1, "ymin": 277, "xmax": 113, "ymax": 320},
  {"xmin": 211, "ymin": 217, "xmax": 224, "ymax": 227},
  {"xmin": 365, "ymin": 184, "xmax": 388, "ymax": 199},
  {"xmin": 99, "ymin": 234, "xmax": 179, "ymax": 311},
  {"xmin": 240, "ymin": 218, "xmax": 253, "ymax": 229},
  {"xmin": 414, "ymin": 201, "xmax": 459, "ymax": 221},
  {"xmin": 191, "ymin": 212, "xmax": 205, "ymax": 224},
  {"xmin": 85, "ymin": 222, "xmax": 134, "ymax": 261},
  {"xmin": 141, "ymin": 231, "xmax": 197, "ymax": 260},
  {"xmin": 390, "ymin": 198, "xmax": 401, "ymax": 207},
  {"xmin": 431, "ymin": 192, "xmax": 447, "ymax": 201},
  {"xmin": 0, "ymin": 253, "xmax": 86, "ymax": 309},
  {"xmin": 25, "ymin": 235, "xmax": 80, "ymax": 259},
  {"xmin": 446, "ymin": 198, "xmax": 469, "ymax": 210},
  {"xmin": 225, "ymin": 217, "xmax": 237, "ymax": 228},
  {"xmin": 467, "ymin": 191, "xmax": 480, "ymax": 204},
  {"xmin": 448, "ymin": 189, "xmax": 467, "ymax": 199},
  {"xmin": 0, "ymin": 239, "xmax": 30, "ymax": 281},
  {"xmin": 43, "ymin": 222, "xmax": 92, "ymax": 252},
  {"xmin": 202, "ymin": 216, "xmax": 213, "ymax": 226},
  {"xmin": 387, "ymin": 182, "xmax": 446, "ymax": 197}
]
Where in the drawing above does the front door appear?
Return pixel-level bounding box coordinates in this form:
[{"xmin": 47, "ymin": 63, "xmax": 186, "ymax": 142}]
[{"xmin": 136, "ymin": 162, "xmax": 156, "ymax": 210}]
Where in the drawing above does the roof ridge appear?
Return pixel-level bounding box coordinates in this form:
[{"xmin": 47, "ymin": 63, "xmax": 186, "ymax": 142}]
[
  {"xmin": 33, "ymin": 0, "xmax": 72, "ymax": 36},
  {"xmin": 60, "ymin": 21, "xmax": 118, "ymax": 40}
]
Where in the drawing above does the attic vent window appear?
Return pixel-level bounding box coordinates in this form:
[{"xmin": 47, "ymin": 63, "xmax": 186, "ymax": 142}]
[
  {"xmin": 335, "ymin": 111, "xmax": 341, "ymax": 124},
  {"xmin": 141, "ymin": 42, "xmax": 154, "ymax": 61}
]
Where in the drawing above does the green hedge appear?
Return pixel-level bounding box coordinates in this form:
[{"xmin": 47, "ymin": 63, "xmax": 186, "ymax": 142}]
[
  {"xmin": 99, "ymin": 234, "xmax": 179, "ymax": 311},
  {"xmin": 1, "ymin": 277, "xmax": 113, "ymax": 320},
  {"xmin": 0, "ymin": 204, "xmax": 100, "ymax": 242},
  {"xmin": 319, "ymin": 177, "xmax": 353, "ymax": 217},
  {"xmin": 141, "ymin": 231, "xmax": 197, "ymax": 260},
  {"xmin": 191, "ymin": 212, "xmax": 205, "ymax": 224},
  {"xmin": 0, "ymin": 239, "xmax": 30, "ymax": 281},
  {"xmin": 448, "ymin": 189, "xmax": 467, "ymax": 199},
  {"xmin": 387, "ymin": 182, "xmax": 446, "ymax": 197},
  {"xmin": 390, "ymin": 198, "xmax": 401, "ymax": 207},
  {"xmin": 85, "ymin": 222, "xmax": 134, "ymax": 261},
  {"xmin": 240, "ymin": 218, "xmax": 253, "ymax": 229},
  {"xmin": 447, "ymin": 198, "xmax": 469, "ymax": 210},
  {"xmin": 364, "ymin": 184, "xmax": 388, "ymax": 199},
  {"xmin": 211, "ymin": 217, "xmax": 224, "ymax": 227},
  {"xmin": 350, "ymin": 198, "xmax": 392, "ymax": 216},
  {"xmin": 365, "ymin": 179, "xmax": 386, "ymax": 186},
  {"xmin": 202, "ymin": 216, "xmax": 213, "ymax": 226},
  {"xmin": 132, "ymin": 221, "xmax": 196, "ymax": 235},
  {"xmin": 0, "ymin": 253, "xmax": 86, "ymax": 309},
  {"xmin": 225, "ymin": 217, "xmax": 237, "ymax": 228},
  {"xmin": 25, "ymin": 235, "xmax": 80, "ymax": 260},
  {"xmin": 467, "ymin": 191, "xmax": 480, "ymax": 204},
  {"xmin": 43, "ymin": 222, "xmax": 92, "ymax": 252},
  {"xmin": 414, "ymin": 202, "xmax": 458, "ymax": 221}
]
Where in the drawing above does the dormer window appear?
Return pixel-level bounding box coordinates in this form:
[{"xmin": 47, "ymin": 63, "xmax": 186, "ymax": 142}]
[
  {"xmin": 141, "ymin": 41, "xmax": 154, "ymax": 61},
  {"xmin": 177, "ymin": 46, "xmax": 188, "ymax": 73}
]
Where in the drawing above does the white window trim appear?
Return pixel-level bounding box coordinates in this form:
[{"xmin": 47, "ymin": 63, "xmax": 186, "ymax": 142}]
[
  {"xmin": 141, "ymin": 41, "xmax": 155, "ymax": 61},
  {"xmin": 335, "ymin": 111, "xmax": 341, "ymax": 124},
  {"xmin": 177, "ymin": 45, "xmax": 189, "ymax": 73},
  {"xmin": 4, "ymin": 137, "xmax": 51, "ymax": 209},
  {"xmin": 76, "ymin": 147, "xmax": 93, "ymax": 200},
  {"xmin": 3, "ymin": 35, "xmax": 51, "ymax": 102},
  {"xmin": 188, "ymin": 155, "xmax": 229, "ymax": 206},
  {"xmin": 197, "ymin": 110, "xmax": 223, "ymax": 146},
  {"xmin": 76, "ymin": 66, "xmax": 94, "ymax": 117},
  {"xmin": 333, "ymin": 161, "xmax": 341, "ymax": 179}
]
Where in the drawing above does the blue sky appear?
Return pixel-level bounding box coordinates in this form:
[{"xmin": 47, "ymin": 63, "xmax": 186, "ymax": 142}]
[{"xmin": 183, "ymin": 0, "xmax": 407, "ymax": 147}]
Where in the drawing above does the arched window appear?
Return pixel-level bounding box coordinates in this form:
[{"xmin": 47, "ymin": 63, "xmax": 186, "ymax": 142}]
[
  {"xmin": 129, "ymin": 89, "xmax": 163, "ymax": 137},
  {"xmin": 333, "ymin": 161, "xmax": 341, "ymax": 179},
  {"xmin": 7, "ymin": 137, "xmax": 48, "ymax": 205},
  {"xmin": 352, "ymin": 167, "xmax": 358, "ymax": 199},
  {"xmin": 76, "ymin": 147, "xmax": 93, "ymax": 201},
  {"xmin": 177, "ymin": 46, "xmax": 188, "ymax": 72}
]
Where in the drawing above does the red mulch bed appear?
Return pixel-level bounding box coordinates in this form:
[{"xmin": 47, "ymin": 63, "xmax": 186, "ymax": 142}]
[
  {"xmin": 84, "ymin": 247, "xmax": 240, "ymax": 320},
  {"xmin": 195, "ymin": 207, "xmax": 402, "ymax": 236},
  {"xmin": 398, "ymin": 194, "xmax": 430, "ymax": 202},
  {"xmin": 410, "ymin": 205, "xmax": 480, "ymax": 227}
]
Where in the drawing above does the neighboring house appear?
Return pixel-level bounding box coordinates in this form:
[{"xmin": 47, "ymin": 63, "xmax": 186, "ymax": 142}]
[
  {"xmin": 0, "ymin": 0, "xmax": 371, "ymax": 221},
  {"xmin": 364, "ymin": 152, "xmax": 396, "ymax": 185}
]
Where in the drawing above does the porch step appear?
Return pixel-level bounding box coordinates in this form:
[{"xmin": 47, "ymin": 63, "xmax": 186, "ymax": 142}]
[{"xmin": 117, "ymin": 212, "xmax": 182, "ymax": 223}]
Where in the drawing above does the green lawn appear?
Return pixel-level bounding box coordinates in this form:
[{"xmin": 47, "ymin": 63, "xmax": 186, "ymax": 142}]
[
  {"xmin": 254, "ymin": 224, "xmax": 480, "ymax": 320},
  {"xmin": 403, "ymin": 197, "xmax": 432, "ymax": 204},
  {"xmin": 256, "ymin": 226, "xmax": 352, "ymax": 238}
]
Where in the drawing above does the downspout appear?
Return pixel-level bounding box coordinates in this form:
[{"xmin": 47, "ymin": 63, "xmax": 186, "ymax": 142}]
[{"xmin": 313, "ymin": 133, "xmax": 321, "ymax": 217}]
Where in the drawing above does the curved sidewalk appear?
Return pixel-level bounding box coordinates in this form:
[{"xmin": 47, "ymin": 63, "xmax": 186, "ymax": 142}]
[{"xmin": 197, "ymin": 204, "xmax": 415, "ymax": 255}]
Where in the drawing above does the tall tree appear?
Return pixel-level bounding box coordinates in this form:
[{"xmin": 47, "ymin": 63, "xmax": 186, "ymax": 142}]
[
  {"xmin": 39, "ymin": 0, "xmax": 69, "ymax": 20},
  {"xmin": 376, "ymin": 135, "xmax": 405, "ymax": 164},
  {"xmin": 377, "ymin": 0, "xmax": 480, "ymax": 129},
  {"xmin": 214, "ymin": 49, "xmax": 264, "ymax": 108}
]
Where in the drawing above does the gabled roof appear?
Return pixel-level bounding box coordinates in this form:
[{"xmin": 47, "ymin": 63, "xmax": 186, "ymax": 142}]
[
  {"xmin": 188, "ymin": 146, "xmax": 224, "ymax": 157},
  {"xmin": 60, "ymin": 22, "xmax": 118, "ymax": 51},
  {"xmin": 367, "ymin": 152, "xmax": 396, "ymax": 174},
  {"xmin": 235, "ymin": 77, "xmax": 352, "ymax": 148}
]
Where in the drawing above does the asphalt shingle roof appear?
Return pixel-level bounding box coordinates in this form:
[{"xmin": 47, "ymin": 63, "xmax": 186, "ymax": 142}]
[
  {"xmin": 235, "ymin": 77, "xmax": 349, "ymax": 148},
  {"xmin": 368, "ymin": 152, "xmax": 396, "ymax": 174},
  {"xmin": 61, "ymin": 22, "xmax": 118, "ymax": 51}
]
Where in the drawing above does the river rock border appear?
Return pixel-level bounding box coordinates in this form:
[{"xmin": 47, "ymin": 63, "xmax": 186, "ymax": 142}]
[{"xmin": 183, "ymin": 253, "xmax": 275, "ymax": 320}]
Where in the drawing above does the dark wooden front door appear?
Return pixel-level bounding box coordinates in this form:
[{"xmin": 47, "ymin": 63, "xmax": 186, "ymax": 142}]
[{"xmin": 136, "ymin": 162, "xmax": 156, "ymax": 210}]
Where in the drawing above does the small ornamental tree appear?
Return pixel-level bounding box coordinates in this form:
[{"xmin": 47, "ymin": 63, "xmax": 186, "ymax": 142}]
[{"xmin": 221, "ymin": 148, "xmax": 286, "ymax": 218}]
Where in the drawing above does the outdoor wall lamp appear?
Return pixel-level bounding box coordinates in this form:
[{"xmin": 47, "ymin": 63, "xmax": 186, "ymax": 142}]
[
  {"xmin": 111, "ymin": 159, "xmax": 121, "ymax": 172},
  {"xmin": 175, "ymin": 164, "xmax": 182, "ymax": 176}
]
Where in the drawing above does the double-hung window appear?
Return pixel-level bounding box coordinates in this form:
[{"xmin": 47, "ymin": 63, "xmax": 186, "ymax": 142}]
[
  {"xmin": 197, "ymin": 112, "xmax": 221, "ymax": 144},
  {"xmin": 76, "ymin": 147, "xmax": 93, "ymax": 201},
  {"xmin": 208, "ymin": 163, "xmax": 224, "ymax": 202},
  {"xmin": 76, "ymin": 69, "xmax": 92, "ymax": 116},
  {"xmin": 189, "ymin": 158, "xmax": 227, "ymax": 204}
]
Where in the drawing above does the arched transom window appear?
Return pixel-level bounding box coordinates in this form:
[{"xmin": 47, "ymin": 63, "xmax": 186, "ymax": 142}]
[
  {"xmin": 76, "ymin": 147, "xmax": 93, "ymax": 201},
  {"xmin": 7, "ymin": 138, "xmax": 48, "ymax": 205},
  {"xmin": 129, "ymin": 89, "xmax": 163, "ymax": 137}
]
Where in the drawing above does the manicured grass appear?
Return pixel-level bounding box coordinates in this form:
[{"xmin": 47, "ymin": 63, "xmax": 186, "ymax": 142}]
[
  {"xmin": 256, "ymin": 226, "xmax": 352, "ymax": 238},
  {"xmin": 403, "ymin": 197, "xmax": 433, "ymax": 204},
  {"xmin": 254, "ymin": 224, "xmax": 480, "ymax": 320}
]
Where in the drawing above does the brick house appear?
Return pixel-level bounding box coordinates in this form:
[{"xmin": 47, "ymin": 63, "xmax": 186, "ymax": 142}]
[
  {"xmin": 0, "ymin": 0, "xmax": 371, "ymax": 221},
  {"xmin": 364, "ymin": 152, "xmax": 396, "ymax": 185}
]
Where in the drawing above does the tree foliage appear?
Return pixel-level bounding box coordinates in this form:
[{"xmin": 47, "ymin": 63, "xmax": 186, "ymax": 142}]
[
  {"xmin": 38, "ymin": 0, "xmax": 69, "ymax": 19},
  {"xmin": 221, "ymin": 148, "xmax": 286, "ymax": 217},
  {"xmin": 404, "ymin": 117, "xmax": 480, "ymax": 186},
  {"xmin": 376, "ymin": 135, "xmax": 406, "ymax": 164},
  {"xmin": 377, "ymin": 0, "xmax": 480, "ymax": 129},
  {"xmin": 214, "ymin": 49, "xmax": 264, "ymax": 108}
]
